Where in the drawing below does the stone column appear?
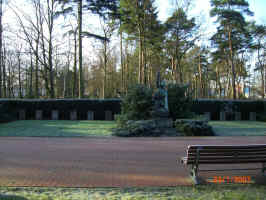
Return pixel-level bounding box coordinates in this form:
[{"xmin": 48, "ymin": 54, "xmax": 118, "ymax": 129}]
[
  {"xmin": 220, "ymin": 112, "xmax": 226, "ymax": 121},
  {"xmin": 235, "ymin": 112, "xmax": 241, "ymax": 121},
  {"xmin": 70, "ymin": 110, "xmax": 77, "ymax": 120},
  {"xmin": 19, "ymin": 110, "xmax": 26, "ymax": 120},
  {"xmin": 36, "ymin": 110, "xmax": 43, "ymax": 120},
  {"xmin": 105, "ymin": 110, "xmax": 112, "ymax": 120},
  {"xmin": 249, "ymin": 112, "xmax": 256, "ymax": 121},
  {"xmin": 51, "ymin": 110, "xmax": 59, "ymax": 120},
  {"xmin": 87, "ymin": 111, "xmax": 94, "ymax": 120},
  {"xmin": 204, "ymin": 112, "xmax": 211, "ymax": 121}
]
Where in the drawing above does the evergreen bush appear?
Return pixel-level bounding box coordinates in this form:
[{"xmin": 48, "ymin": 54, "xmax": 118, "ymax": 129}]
[
  {"xmin": 175, "ymin": 119, "xmax": 215, "ymax": 136},
  {"xmin": 120, "ymin": 84, "xmax": 153, "ymax": 121},
  {"xmin": 168, "ymin": 83, "xmax": 193, "ymax": 120}
]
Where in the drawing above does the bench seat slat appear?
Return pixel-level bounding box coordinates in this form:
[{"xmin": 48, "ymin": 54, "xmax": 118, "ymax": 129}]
[
  {"xmin": 186, "ymin": 159, "xmax": 266, "ymax": 165},
  {"xmin": 187, "ymin": 156, "xmax": 266, "ymax": 161},
  {"xmin": 188, "ymin": 148, "xmax": 266, "ymax": 153},
  {"xmin": 188, "ymin": 144, "xmax": 266, "ymax": 149},
  {"xmin": 188, "ymin": 151, "xmax": 266, "ymax": 156},
  {"xmin": 187, "ymin": 157, "xmax": 266, "ymax": 162},
  {"xmin": 181, "ymin": 144, "xmax": 266, "ymax": 184}
]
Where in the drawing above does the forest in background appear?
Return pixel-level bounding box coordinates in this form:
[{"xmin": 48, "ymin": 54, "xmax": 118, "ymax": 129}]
[{"xmin": 0, "ymin": 0, "xmax": 265, "ymax": 100}]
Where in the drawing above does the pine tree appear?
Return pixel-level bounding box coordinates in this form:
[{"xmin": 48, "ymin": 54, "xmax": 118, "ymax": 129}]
[
  {"xmin": 120, "ymin": 0, "xmax": 162, "ymax": 85},
  {"xmin": 210, "ymin": 0, "xmax": 253, "ymax": 99},
  {"xmin": 164, "ymin": 7, "xmax": 197, "ymax": 83}
]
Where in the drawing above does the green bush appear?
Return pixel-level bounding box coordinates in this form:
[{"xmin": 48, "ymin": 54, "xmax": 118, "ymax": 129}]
[
  {"xmin": 175, "ymin": 119, "xmax": 214, "ymax": 136},
  {"xmin": 114, "ymin": 114, "xmax": 129, "ymax": 128},
  {"xmin": 168, "ymin": 83, "xmax": 193, "ymax": 120},
  {"xmin": 113, "ymin": 120, "xmax": 162, "ymax": 137},
  {"xmin": 120, "ymin": 84, "xmax": 153, "ymax": 121}
]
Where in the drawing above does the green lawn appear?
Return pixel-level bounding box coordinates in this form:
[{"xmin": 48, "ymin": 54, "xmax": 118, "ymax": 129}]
[
  {"xmin": 0, "ymin": 120, "xmax": 116, "ymax": 137},
  {"xmin": 0, "ymin": 185, "xmax": 266, "ymax": 200},
  {"xmin": 209, "ymin": 121, "xmax": 266, "ymax": 136},
  {"xmin": 1, "ymin": 120, "xmax": 266, "ymax": 137}
]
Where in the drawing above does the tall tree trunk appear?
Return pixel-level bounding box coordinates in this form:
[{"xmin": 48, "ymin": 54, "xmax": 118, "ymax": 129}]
[
  {"xmin": 34, "ymin": 0, "xmax": 41, "ymax": 98},
  {"xmin": 2, "ymin": 44, "xmax": 6, "ymax": 97},
  {"xmin": 138, "ymin": 28, "xmax": 142, "ymax": 84},
  {"xmin": 257, "ymin": 43, "xmax": 265, "ymax": 98},
  {"xmin": 35, "ymin": 38, "xmax": 39, "ymax": 98},
  {"xmin": 103, "ymin": 39, "xmax": 107, "ymax": 99},
  {"xmin": 198, "ymin": 54, "xmax": 203, "ymax": 98},
  {"xmin": 18, "ymin": 52, "xmax": 22, "ymax": 98},
  {"xmin": 7, "ymin": 60, "xmax": 11, "ymax": 97},
  {"xmin": 125, "ymin": 39, "xmax": 129, "ymax": 93},
  {"xmin": 48, "ymin": 0, "xmax": 55, "ymax": 98},
  {"xmin": 73, "ymin": 33, "xmax": 77, "ymax": 97},
  {"xmin": 0, "ymin": 0, "xmax": 2, "ymax": 98},
  {"xmin": 120, "ymin": 24, "xmax": 124, "ymax": 94},
  {"xmin": 228, "ymin": 29, "xmax": 236, "ymax": 99},
  {"xmin": 29, "ymin": 51, "xmax": 33, "ymax": 98},
  {"xmin": 78, "ymin": 0, "xmax": 83, "ymax": 98}
]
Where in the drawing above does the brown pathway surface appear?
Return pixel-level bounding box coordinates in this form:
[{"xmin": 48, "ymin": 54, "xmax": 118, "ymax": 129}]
[{"xmin": 0, "ymin": 136, "xmax": 266, "ymax": 187}]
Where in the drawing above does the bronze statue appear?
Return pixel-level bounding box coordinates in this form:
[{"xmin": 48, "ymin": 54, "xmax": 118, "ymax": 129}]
[{"xmin": 152, "ymin": 71, "xmax": 169, "ymax": 118}]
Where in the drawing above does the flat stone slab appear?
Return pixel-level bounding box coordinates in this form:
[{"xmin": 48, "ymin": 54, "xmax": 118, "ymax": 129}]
[
  {"xmin": 70, "ymin": 111, "xmax": 77, "ymax": 120},
  {"xmin": 52, "ymin": 110, "xmax": 59, "ymax": 120},
  {"xmin": 36, "ymin": 110, "xmax": 43, "ymax": 120},
  {"xmin": 105, "ymin": 110, "xmax": 112, "ymax": 120},
  {"xmin": 19, "ymin": 110, "xmax": 26, "ymax": 120},
  {"xmin": 87, "ymin": 111, "xmax": 94, "ymax": 120}
]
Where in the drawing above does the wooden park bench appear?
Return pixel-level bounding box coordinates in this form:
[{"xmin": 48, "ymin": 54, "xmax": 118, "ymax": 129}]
[{"xmin": 181, "ymin": 144, "xmax": 266, "ymax": 184}]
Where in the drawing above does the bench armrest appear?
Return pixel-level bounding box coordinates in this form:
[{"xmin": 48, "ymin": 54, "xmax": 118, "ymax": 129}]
[{"xmin": 181, "ymin": 157, "xmax": 188, "ymax": 165}]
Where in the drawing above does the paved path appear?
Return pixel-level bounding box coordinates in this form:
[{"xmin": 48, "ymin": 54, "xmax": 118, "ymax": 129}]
[{"xmin": 0, "ymin": 136, "xmax": 266, "ymax": 187}]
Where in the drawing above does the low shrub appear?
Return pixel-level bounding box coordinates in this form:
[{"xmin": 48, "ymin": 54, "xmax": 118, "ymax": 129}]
[
  {"xmin": 168, "ymin": 84, "xmax": 193, "ymax": 120},
  {"xmin": 120, "ymin": 84, "xmax": 153, "ymax": 121},
  {"xmin": 114, "ymin": 114, "xmax": 129, "ymax": 128},
  {"xmin": 112, "ymin": 120, "xmax": 163, "ymax": 137},
  {"xmin": 175, "ymin": 119, "xmax": 215, "ymax": 136}
]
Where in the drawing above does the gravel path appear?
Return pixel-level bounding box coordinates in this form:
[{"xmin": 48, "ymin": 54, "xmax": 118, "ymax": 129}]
[{"xmin": 0, "ymin": 136, "xmax": 265, "ymax": 187}]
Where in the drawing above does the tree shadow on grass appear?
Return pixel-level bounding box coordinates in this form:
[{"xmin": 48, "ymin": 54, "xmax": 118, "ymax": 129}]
[{"xmin": 0, "ymin": 194, "xmax": 28, "ymax": 200}]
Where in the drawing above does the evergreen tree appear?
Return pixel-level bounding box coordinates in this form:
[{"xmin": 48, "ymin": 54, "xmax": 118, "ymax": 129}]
[
  {"xmin": 210, "ymin": 0, "xmax": 253, "ymax": 99},
  {"xmin": 249, "ymin": 23, "xmax": 266, "ymax": 98},
  {"xmin": 164, "ymin": 7, "xmax": 198, "ymax": 83},
  {"xmin": 120, "ymin": 0, "xmax": 162, "ymax": 85}
]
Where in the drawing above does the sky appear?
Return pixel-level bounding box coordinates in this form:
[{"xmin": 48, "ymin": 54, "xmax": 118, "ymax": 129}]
[
  {"xmin": 3, "ymin": 0, "xmax": 265, "ymax": 39},
  {"xmin": 2, "ymin": 0, "xmax": 265, "ymax": 61},
  {"xmin": 154, "ymin": 0, "xmax": 266, "ymax": 47},
  {"xmin": 155, "ymin": 0, "xmax": 266, "ymax": 24}
]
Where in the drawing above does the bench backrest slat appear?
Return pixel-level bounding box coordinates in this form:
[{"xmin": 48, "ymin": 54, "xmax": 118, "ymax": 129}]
[{"xmin": 186, "ymin": 144, "xmax": 266, "ymax": 165}]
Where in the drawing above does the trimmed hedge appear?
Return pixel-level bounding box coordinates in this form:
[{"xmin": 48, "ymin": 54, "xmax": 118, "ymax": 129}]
[
  {"xmin": 0, "ymin": 99, "xmax": 121, "ymax": 120},
  {"xmin": 0, "ymin": 98, "xmax": 265, "ymax": 121},
  {"xmin": 191, "ymin": 99, "xmax": 265, "ymax": 120}
]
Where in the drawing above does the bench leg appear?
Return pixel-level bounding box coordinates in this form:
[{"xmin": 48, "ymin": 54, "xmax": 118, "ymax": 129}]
[
  {"xmin": 190, "ymin": 164, "xmax": 199, "ymax": 184},
  {"xmin": 262, "ymin": 163, "xmax": 266, "ymax": 175}
]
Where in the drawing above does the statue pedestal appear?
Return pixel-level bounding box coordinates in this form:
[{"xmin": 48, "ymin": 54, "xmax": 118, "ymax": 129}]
[
  {"xmin": 153, "ymin": 118, "xmax": 179, "ymax": 136},
  {"xmin": 151, "ymin": 107, "xmax": 169, "ymax": 118},
  {"xmin": 154, "ymin": 118, "xmax": 173, "ymax": 128}
]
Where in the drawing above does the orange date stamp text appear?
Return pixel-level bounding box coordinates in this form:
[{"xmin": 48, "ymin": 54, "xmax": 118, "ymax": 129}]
[{"xmin": 213, "ymin": 176, "xmax": 251, "ymax": 184}]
